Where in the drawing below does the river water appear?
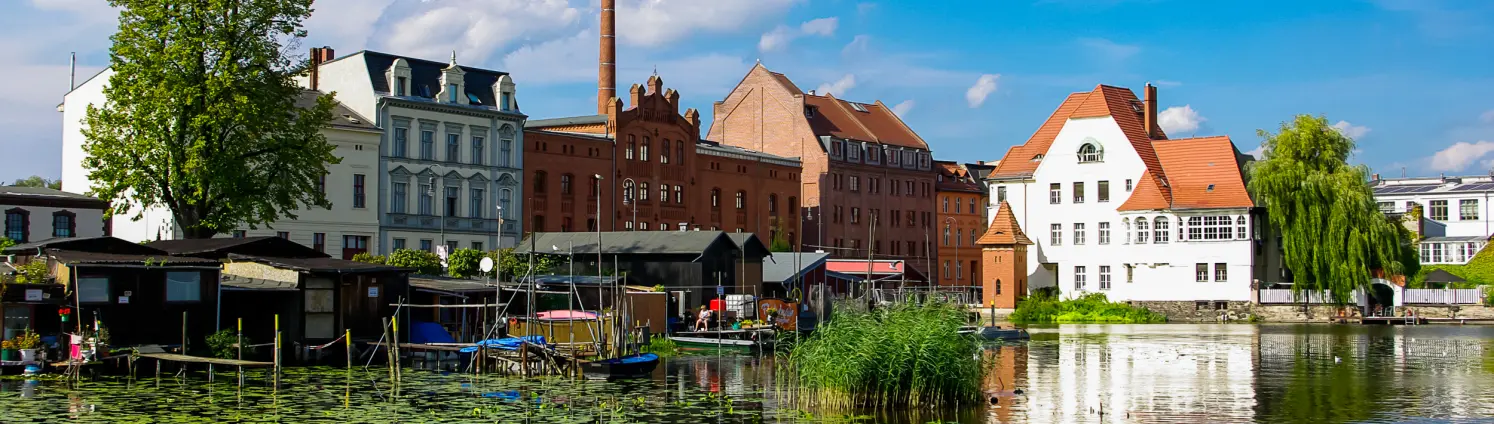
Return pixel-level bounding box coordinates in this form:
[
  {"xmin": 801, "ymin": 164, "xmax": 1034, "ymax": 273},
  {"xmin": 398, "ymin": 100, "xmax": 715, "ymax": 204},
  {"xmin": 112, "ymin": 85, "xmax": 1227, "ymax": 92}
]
[{"xmin": 2, "ymin": 324, "xmax": 1493, "ymax": 423}]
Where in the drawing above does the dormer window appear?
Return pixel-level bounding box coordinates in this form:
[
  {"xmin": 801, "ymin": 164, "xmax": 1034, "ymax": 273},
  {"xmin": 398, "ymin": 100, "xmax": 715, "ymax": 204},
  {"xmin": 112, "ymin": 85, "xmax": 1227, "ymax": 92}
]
[
  {"xmin": 1031, "ymin": 154, "xmax": 1045, "ymax": 162},
  {"xmin": 495, "ymin": 75, "xmax": 516, "ymax": 112},
  {"xmin": 467, "ymin": 93, "xmax": 482, "ymax": 105},
  {"xmin": 1077, "ymin": 143, "xmax": 1103, "ymax": 163},
  {"xmin": 805, "ymin": 106, "xmax": 816, "ymax": 118},
  {"xmin": 396, "ymin": 77, "xmax": 407, "ymax": 96},
  {"xmin": 448, "ymin": 84, "xmax": 459, "ymax": 102},
  {"xmin": 387, "ymin": 58, "xmax": 412, "ymax": 98}
]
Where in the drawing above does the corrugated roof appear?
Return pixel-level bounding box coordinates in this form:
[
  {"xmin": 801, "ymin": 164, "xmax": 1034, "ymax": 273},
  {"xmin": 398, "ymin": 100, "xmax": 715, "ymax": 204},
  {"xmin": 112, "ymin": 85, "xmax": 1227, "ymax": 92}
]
[
  {"xmin": 4, "ymin": 236, "xmax": 159, "ymax": 256},
  {"xmin": 47, "ymin": 249, "xmax": 220, "ymax": 266},
  {"xmin": 976, "ymin": 202, "xmax": 1032, "ymax": 245},
  {"xmin": 228, "ymin": 254, "xmax": 409, "ymax": 274},
  {"xmin": 763, "ymin": 252, "xmax": 828, "ymax": 283},
  {"xmin": 0, "ymin": 186, "xmax": 107, "ymax": 203},
  {"xmin": 1148, "ymin": 136, "xmax": 1252, "ymax": 210},
  {"xmin": 526, "ymin": 114, "xmax": 609, "ymax": 128},
  {"xmin": 147, "ymin": 236, "xmax": 330, "ymax": 259},
  {"xmin": 512, "ymin": 231, "xmax": 743, "ymax": 257}
]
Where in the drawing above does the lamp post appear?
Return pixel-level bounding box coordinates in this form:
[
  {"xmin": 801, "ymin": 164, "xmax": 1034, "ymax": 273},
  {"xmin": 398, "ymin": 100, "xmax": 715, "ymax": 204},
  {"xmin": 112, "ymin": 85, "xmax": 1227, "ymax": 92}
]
[
  {"xmin": 944, "ymin": 216, "xmax": 957, "ymax": 287},
  {"xmin": 622, "ymin": 177, "xmax": 636, "ymax": 230}
]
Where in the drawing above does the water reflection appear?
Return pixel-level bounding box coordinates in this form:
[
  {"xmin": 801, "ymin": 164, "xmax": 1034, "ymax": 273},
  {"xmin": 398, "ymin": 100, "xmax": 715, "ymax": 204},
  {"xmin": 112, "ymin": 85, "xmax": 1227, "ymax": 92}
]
[{"xmin": 2, "ymin": 325, "xmax": 1493, "ymax": 423}]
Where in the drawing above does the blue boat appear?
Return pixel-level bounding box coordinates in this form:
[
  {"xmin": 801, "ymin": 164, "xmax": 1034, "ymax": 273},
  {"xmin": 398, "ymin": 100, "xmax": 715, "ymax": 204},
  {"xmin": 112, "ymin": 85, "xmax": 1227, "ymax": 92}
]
[{"xmin": 580, "ymin": 353, "xmax": 660, "ymax": 380}]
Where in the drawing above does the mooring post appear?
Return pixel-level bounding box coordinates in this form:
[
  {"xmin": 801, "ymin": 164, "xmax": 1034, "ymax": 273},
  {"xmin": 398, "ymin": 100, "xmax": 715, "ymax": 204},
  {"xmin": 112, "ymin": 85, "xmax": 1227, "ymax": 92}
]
[
  {"xmin": 381, "ymin": 317, "xmax": 395, "ymax": 385},
  {"xmin": 274, "ymin": 314, "xmax": 281, "ymax": 387},
  {"xmin": 181, "ymin": 311, "xmax": 188, "ymax": 355},
  {"xmin": 345, "ymin": 328, "xmax": 352, "ymax": 371},
  {"xmin": 237, "ymin": 317, "xmax": 244, "ymax": 386},
  {"xmin": 391, "ymin": 314, "xmax": 401, "ymax": 383}
]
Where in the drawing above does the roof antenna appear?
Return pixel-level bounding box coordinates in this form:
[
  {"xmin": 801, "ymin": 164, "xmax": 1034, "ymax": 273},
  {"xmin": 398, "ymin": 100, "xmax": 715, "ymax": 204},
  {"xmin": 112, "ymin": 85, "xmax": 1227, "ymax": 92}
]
[
  {"xmin": 69, "ymin": 52, "xmax": 76, "ymax": 90},
  {"xmin": 652, "ymin": 65, "xmax": 658, "ymax": 76}
]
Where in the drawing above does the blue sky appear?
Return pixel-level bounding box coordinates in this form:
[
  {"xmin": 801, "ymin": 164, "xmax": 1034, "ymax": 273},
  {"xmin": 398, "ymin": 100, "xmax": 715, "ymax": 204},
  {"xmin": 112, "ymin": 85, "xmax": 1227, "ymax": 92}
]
[{"xmin": 4, "ymin": 0, "xmax": 1493, "ymax": 184}]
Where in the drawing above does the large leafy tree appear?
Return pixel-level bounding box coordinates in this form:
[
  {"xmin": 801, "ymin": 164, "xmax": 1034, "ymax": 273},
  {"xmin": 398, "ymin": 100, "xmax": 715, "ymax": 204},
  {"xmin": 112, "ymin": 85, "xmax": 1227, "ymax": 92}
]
[
  {"xmin": 1248, "ymin": 115, "xmax": 1416, "ymax": 304},
  {"xmin": 10, "ymin": 176, "xmax": 62, "ymax": 190},
  {"xmin": 82, "ymin": 0, "xmax": 339, "ymax": 238}
]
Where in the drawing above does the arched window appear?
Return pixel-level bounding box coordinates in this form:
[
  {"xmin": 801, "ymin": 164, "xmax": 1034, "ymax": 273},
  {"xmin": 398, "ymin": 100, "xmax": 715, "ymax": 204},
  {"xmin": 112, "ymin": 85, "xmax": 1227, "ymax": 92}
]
[
  {"xmin": 1121, "ymin": 218, "xmax": 1130, "ymax": 245},
  {"xmin": 1236, "ymin": 216, "xmax": 1248, "ymax": 240},
  {"xmin": 659, "ymin": 184, "xmax": 668, "ymax": 203},
  {"xmin": 769, "ymin": 194, "xmax": 778, "ymax": 215},
  {"xmin": 622, "ymin": 180, "xmax": 636, "ymax": 203},
  {"xmin": 1153, "ymin": 217, "xmax": 1169, "ymax": 243},
  {"xmin": 661, "ymin": 139, "xmax": 671, "ymax": 164},
  {"xmin": 789, "ymin": 196, "xmax": 798, "ymax": 216},
  {"xmin": 1077, "ymin": 143, "xmax": 1102, "ymax": 163},
  {"xmin": 676, "ymin": 143, "xmax": 685, "ymax": 166},
  {"xmin": 711, "ymin": 188, "xmax": 721, "ymax": 209},
  {"xmin": 1135, "ymin": 218, "xmax": 1149, "ymax": 244},
  {"xmin": 533, "ymin": 171, "xmax": 547, "ymax": 194},
  {"xmin": 560, "ymin": 174, "xmax": 573, "ymax": 195},
  {"xmin": 736, "ymin": 191, "xmax": 746, "ymax": 209}
]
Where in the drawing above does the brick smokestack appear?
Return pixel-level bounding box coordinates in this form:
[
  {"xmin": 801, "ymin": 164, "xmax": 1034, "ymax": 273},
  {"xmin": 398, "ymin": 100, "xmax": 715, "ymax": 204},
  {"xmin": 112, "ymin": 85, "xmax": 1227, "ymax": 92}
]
[
  {"xmin": 1143, "ymin": 82, "xmax": 1159, "ymax": 139},
  {"xmin": 598, "ymin": 0, "xmax": 616, "ymax": 114}
]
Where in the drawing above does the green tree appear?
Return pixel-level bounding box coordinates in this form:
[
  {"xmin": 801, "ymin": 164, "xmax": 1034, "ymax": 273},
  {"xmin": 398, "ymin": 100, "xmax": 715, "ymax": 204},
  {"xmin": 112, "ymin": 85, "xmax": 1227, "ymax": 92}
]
[
  {"xmin": 769, "ymin": 230, "xmax": 792, "ymax": 252},
  {"xmin": 489, "ymin": 248, "xmax": 567, "ymax": 280},
  {"xmin": 350, "ymin": 252, "xmax": 385, "ymax": 265},
  {"xmin": 9, "ymin": 176, "xmax": 61, "ymax": 190},
  {"xmin": 81, "ymin": 0, "xmax": 338, "ymax": 239},
  {"xmin": 447, "ymin": 248, "xmax": 486, "ymax": 278},
  {"xmin": 387, "ymin": 249, "xmax": 442, "ymax": 276},
  {"xmin": 1247, "ymin": 115, "xmax": 1417, "ymax": 304},
  {"xmin": 0, "ymin": 237, "xmax": 15, "ymax": 252}
]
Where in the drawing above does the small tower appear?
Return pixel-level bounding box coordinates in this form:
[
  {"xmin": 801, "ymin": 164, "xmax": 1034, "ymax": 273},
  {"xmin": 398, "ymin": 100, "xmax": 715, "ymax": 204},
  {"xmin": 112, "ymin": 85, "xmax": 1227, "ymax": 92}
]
[{"xmin": 977, "ymin": 201, "xmax": 1032, "ymax": 308}]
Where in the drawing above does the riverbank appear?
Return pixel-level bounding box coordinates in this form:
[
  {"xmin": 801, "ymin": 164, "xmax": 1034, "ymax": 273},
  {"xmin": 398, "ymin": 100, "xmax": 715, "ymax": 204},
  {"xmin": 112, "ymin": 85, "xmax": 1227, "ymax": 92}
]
[
  {"xmin": 1010, "ymin": 294, "xmax": 1168, "ymax": 324},
  {"xmin": 1131, "ymin": 302, "xmax": 1494, "ymax": 323}
]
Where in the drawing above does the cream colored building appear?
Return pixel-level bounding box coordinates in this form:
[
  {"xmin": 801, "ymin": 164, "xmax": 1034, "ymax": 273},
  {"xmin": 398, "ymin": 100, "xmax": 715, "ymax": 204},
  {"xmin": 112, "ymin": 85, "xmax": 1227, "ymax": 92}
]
[
  {"xmin": 60, "ymin": 73, "xmax": 383, "ymax": 257},
  {"xmin": 304, "ymin": 48, "xmax": 525, "ymax": 255}
]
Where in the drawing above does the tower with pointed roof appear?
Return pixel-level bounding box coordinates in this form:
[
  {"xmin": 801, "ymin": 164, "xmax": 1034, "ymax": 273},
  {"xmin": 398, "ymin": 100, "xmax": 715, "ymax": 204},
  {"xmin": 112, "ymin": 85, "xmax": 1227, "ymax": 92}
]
[{"xmin": 978, "ymin": 201, "xmax": 1032, "ymax": 308}]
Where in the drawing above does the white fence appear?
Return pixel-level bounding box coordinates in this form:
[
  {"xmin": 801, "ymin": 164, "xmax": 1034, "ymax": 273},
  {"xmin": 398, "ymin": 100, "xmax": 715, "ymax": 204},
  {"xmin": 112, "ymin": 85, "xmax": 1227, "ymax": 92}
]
[
  {"xmin": 1258, "ymin": 289, "xmax": 1358, "ymax": 304},
  {"xmin": 1403, "ymin": 289, "xmax": 1484, "ymax": 305}
]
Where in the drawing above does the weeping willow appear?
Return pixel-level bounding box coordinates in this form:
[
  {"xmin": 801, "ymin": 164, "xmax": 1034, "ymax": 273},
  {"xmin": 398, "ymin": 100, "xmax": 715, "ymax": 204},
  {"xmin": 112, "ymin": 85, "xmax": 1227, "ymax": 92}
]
[{"xmin": 1247, "ymin": 115, "xmax": 1418, "ymax": 304}]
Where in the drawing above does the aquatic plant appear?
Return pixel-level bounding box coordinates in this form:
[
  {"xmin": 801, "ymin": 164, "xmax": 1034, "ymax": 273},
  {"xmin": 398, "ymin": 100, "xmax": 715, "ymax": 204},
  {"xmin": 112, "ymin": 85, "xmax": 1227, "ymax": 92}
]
[
  {"xmin": 641, "ymin": 336, "xmax": 678, "ymax": 357},
  {"xmin": 1010, "ymin": 293, "xmax": 1167, "ymax": 323},
  {"xmin": 780, "ymin": 301, "xmax": 985, "ymax": 408}
]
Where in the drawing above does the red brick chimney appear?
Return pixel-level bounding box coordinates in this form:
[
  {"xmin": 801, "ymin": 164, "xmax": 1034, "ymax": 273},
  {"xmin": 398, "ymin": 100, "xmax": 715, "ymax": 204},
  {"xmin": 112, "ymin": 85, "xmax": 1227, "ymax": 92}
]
[
  {"xmin": 309, "ymin": 46, "xmax": 334, "ymax": 91},
  {"xmin": 1143, "ymin": 82, "xmax": 1159, "ymax": 139},
  {"xmin": 598, "ymin": 0, "xmax": 616, "ymax": 115}
]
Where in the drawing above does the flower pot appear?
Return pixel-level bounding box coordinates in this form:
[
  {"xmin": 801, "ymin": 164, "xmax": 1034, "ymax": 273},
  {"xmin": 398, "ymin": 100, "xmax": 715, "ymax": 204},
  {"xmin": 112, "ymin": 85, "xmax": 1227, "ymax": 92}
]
[
  {"xmin": 0, "ymin": 349, "xmax": 14, "ymax": 361},
  {"xmin": 19, "ymin": 349, "xmax": 38, "ymax": 363}
]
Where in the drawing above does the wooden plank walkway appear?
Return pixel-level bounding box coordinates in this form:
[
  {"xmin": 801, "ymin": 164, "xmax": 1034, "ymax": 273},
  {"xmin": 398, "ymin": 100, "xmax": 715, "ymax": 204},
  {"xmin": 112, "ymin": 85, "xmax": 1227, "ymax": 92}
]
[{"xmin": 137, "ymin": 352, "xmax": 273, "ymax": 367}]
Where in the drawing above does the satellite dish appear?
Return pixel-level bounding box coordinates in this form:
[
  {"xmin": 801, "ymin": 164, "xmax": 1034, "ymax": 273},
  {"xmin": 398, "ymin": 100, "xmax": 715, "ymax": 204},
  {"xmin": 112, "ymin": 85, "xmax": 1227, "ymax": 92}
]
[{"xmin": 480, "ymin": 257, "xmax": 495, "ymax": 273}]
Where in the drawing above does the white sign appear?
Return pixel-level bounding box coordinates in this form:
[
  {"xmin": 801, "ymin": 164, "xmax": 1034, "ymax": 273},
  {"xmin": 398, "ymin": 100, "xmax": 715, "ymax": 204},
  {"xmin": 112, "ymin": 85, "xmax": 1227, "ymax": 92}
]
[
  {"xmin": 24, "ymin": 289, "xmax": 42, "ymax": 301},
  {"xmin": 479, "ymin": 257, "xmax": 494, "ymax": 273},
  {"xmin": 118, "ymin": 296, "xmax": 130, "ymax": 304},
  {"xmin": 367, "ymin": 287, "xmax": 379, "ymax": 298}
]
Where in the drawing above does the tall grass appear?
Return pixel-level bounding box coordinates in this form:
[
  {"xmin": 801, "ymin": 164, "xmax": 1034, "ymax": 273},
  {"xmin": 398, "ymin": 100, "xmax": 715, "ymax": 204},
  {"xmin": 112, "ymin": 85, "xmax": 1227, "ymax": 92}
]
[
  {"xmin": 1010, "ymin": 293, "xmax": 1167, "ymax": 323},
  {"xmin": 777, "ymin": 301, "xmax": 985, "ymax": 409}
]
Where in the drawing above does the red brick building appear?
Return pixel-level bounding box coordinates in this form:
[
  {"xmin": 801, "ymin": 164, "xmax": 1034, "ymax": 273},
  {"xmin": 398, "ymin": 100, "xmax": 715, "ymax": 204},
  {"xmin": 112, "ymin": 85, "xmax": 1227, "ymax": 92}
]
[
  {"xmin": 935, "ymin": 160, "xmax": 986, "ymax": 287},
  {"xmin": 978, "ymin": 201, "xmax": 1032, "ymax": 308},
  {"xmin": 708, "ymin": 64, "xmax": 936, "ymax": 281},
  {"xmin": 520, "ymin": 1, "xmax": 801, "ymax": 244}
]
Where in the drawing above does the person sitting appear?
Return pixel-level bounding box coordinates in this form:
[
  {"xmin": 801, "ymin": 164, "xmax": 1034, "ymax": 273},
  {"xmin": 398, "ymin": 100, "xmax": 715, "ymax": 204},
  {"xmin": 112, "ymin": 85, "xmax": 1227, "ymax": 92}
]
[{"xmin": 694, "ymin": 306, "xmax": 712, "ymax": 331}]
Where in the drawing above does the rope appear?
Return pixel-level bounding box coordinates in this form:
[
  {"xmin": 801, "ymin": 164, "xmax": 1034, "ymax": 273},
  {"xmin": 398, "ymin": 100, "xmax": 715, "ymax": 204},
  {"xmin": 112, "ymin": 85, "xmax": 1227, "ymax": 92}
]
[{"xmin": 307, "ymin": 334, "xmax": 347, "ymax": 351}]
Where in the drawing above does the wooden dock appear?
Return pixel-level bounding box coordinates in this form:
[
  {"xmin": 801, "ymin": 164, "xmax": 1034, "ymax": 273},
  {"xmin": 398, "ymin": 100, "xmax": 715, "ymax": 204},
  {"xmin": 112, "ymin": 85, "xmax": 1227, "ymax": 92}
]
[
  {"xmin": 1357, "ymin": 316, "xmax": 1427, "ymax": 325},
  {"xmin": 137, "ymin": 352, "xmax": 273, "ymax": 367}
]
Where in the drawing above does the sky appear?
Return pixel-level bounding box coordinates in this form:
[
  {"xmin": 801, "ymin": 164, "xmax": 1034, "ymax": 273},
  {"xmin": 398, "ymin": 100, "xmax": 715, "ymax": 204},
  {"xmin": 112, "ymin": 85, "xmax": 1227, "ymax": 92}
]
[{"xmin": 4, "ymin": 0, "xmax": 1494, "ymax": 185}]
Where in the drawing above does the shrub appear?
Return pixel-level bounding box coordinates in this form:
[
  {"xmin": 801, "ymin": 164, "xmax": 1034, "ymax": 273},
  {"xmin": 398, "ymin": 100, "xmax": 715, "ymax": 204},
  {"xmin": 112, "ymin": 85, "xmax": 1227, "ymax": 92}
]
[
  {"xmin": 1011, "ymin": 293, "xmax": 1166, "ymax": 324},
  {"xmin": 12, "ymin": 328, "xmax": 40, "ymax": 350},
  {"xmin": 641, "ymin": 336, "xmax": 678, "ymax": 357},
  {"xmin": 446, "ymin": 248, "xmax": 486, "ymax": 278},
  {"xmin": 350, "ymin": 252, "xmax": 385, "ymax": 265},
  {"xmin": 205, "ymin": 329, "xmax": 239, "ymax": 359},
  {"xmin": 387, "ymin": 249, "xmax": 442, "ymax": 276}
]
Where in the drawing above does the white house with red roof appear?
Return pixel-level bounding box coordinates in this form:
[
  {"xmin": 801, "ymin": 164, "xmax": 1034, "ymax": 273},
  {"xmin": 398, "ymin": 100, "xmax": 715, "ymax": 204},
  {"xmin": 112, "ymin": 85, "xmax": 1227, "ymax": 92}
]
[{"xmin": 983, "ymin": 84, "xmax": 1276, "ymax": 304}]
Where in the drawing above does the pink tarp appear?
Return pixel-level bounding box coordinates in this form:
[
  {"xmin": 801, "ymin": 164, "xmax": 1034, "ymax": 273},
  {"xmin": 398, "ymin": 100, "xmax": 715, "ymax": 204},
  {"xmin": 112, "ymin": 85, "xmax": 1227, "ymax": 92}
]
[{"xmin": 537, "ymin": 310, "xmax": 598, "ymax": 320}]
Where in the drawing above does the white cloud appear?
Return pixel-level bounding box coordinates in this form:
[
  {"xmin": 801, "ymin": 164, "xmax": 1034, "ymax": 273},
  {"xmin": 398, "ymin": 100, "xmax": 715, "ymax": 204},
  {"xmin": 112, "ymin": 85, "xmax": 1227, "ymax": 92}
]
[
  {"xmin": 302, "ymin": 0, "xmax": 396, "ymax": 49},
  {"xmin": 1429, "ymin": 140, "xmax": 1494, "ymax": 172},
  {"xmin": 841, "ymin": 35, "xmax": 871, "ymax": 58},
  {"xmin": 619, "ymin": 53, "xmax": 751, "ymax": 100},
  {"xmin": 501, "ymin": 30, "xmax": 597, "ymax": 85},
  {"xmin": 1078, "ymin": 37, "xmax": 1140, "ymax": 62},
  {"xmin": 1331, "ymin": 120, "xmax": 1371, "ymax": 139},
  {"xmin": 965, "ymin": 74, "xmax": 999, "ymax": 108},
  {"xmin": 1480, "ymin": 109, "xmax": 1494, "ymax": 123},
  {"xmin": 1153, "ymin": 79, "xmax": 1182, "ymax": 88},
  {"xmin": 1158, "ymin": 105, "xmax": 1206, "ymax": 135},
  {"xmin": 758, "ymin": 17, "xmax": 838, "ymax": 52},
  {"xmin": 857, "ymin": 3, "xmax": 877, "ymax": 14},
  {"xmin": 378, "ymin": 0, "xmax": 582, "ymax": 65},
  {"xmin": 816, "ymin": 74, "xmax": 856, "ymax": 96},
  {"xmin": 890, "ymin": 100, "xmax": 914, "ymax": 117},
  {"xmin": 620, "ymin": 0, "xmax": 799, "ymax": 47},
  {"xmin": 1245, "ymin": 146, "xmax": 1265, "ymax": 159}
]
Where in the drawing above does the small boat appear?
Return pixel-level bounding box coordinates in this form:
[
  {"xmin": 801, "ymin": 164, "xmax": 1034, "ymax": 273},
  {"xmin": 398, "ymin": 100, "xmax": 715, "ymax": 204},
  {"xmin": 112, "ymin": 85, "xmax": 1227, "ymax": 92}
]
[
  {"xmin": 959, "ymin": 326, "xmax": 1030, "ymax": 342},
  {"xmin": 671, "ymin": 328, "xmax": 775, "ymax": 353},
  {"xmin": 580, "ymin": 353, "xmax": 660, "ymax": 380}
]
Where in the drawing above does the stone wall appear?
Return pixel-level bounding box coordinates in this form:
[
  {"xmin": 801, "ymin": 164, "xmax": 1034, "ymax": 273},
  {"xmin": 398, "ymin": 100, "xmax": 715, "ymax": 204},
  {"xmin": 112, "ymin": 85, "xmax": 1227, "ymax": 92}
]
[
  {"xmin": 1399, "ymin": 305, "xmax": 1494, "ymax": 319},
  {"xmin": 1133, "ymin": 300, "xmax": 1494, "ymax": 323}
]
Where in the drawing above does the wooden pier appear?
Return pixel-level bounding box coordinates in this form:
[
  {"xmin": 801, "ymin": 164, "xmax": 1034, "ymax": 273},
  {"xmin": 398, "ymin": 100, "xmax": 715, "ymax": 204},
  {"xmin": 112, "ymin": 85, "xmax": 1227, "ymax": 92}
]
[{"xmin": 135, "ymin": 352, "xmax": 272, "ymax": 367}]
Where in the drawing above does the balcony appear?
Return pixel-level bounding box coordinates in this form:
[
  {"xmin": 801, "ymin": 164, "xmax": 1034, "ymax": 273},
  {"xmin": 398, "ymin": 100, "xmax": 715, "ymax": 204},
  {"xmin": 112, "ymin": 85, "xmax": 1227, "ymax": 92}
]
[{"xmin": 385, "ymin": 213, "xmax": 515, "ymax": 235}]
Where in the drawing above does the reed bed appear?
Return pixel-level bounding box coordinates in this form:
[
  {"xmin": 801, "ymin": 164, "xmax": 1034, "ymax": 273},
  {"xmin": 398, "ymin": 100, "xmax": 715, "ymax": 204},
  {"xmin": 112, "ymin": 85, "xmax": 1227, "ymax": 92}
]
[
  {"xmin": 1010, "ymin": 293, "xmax": 1167, "ymax": 323},
  {"xmin": 776, "ymin": 301, "xmax": 985, "ymax": 409}
]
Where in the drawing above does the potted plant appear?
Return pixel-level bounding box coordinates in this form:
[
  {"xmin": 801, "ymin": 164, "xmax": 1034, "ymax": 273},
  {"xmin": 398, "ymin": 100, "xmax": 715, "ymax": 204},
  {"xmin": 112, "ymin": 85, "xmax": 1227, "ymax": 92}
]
[
  {"xmin": 14, "ymin": 329, "xmax": 41, "ymax": 363},
  {"xmin": 1, "ymin": 339, "xmax": 14, "ymax": 361}
]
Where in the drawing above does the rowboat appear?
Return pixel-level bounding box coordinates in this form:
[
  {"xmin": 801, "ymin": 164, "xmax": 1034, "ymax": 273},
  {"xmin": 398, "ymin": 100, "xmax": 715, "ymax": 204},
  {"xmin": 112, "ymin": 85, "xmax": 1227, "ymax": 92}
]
[
  {"xmin": 958, "ymin": 326, "xmax": 1030, "ymax": 342},
  {"xmin": 671, "ymin": 328, "xmax": 774, "ymax": 353},
  {"xmin": 580, "ymin": 353, "xmax": 660, "ymax": 380}
]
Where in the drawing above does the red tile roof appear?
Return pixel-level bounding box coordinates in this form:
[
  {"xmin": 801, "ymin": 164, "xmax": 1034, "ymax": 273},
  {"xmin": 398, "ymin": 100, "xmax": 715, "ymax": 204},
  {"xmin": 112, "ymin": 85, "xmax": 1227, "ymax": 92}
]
[
  {"xmin": 977, "ymin": 202, "xmax": 1033, "ymax": 245},
  {"xmin": 935, "ymin": 160, "xmax": 983, "ymax": 192},
  {"xmin": 1117, "ymin": 170, "xmax": 1173, "ymax": 211},
  {"xmin": 1147, "ymin": 136, "xmax": 1253, "ymax": 210},
  {"xmin": 988, "ymin": 92, "xmax": 1090, "ymax": 179},
  {"xmin": 803, "ymin": 93, "xmax": 928, "ymax": 149}
]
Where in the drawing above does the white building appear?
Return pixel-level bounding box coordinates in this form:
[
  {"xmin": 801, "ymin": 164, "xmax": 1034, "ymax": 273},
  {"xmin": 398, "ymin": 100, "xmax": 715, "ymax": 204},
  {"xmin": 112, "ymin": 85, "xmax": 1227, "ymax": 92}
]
[
  {"xmin": 1370, "ymin": 175, "xmax": 1494, "ymax": 264},
  {"xmin": 304, "ymin": 48, "xmax": 525, "ymax": 254},
  {"xmin": 984, "ymin": 84, "xmax": 1275, "ymax": 304},
  {"xmin": 1, "ymin": 186, "xmax": 108, "ymax": 243},
  {"xmin": 60, "ymin": 69, "xmax": 384, "ymax": 258}
]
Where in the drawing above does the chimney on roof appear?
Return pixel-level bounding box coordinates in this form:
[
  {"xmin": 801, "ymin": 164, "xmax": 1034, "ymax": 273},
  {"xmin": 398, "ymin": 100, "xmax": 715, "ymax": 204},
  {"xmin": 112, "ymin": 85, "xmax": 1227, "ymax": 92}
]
[
  {"xmin": 1372, "ymin": 173, "xmax": 1380, "ymax": 182},
  {"xmin": 598, "ymin": 0, "xmax": 616, "ymax": 115},
  {"xmin": 309, "ymin": 46, "xmax": 334, "ymax": 91},
  {"xmin": 1143, "ymin": 83, "xmax": 1160, "ymax": 139}
]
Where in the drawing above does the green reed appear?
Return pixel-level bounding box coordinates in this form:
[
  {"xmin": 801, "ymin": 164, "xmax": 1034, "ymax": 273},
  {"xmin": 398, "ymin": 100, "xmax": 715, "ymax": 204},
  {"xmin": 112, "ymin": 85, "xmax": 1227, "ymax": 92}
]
[{"xmin": 777, "ymin": 301, "xmax": 985, "ymax": 409}]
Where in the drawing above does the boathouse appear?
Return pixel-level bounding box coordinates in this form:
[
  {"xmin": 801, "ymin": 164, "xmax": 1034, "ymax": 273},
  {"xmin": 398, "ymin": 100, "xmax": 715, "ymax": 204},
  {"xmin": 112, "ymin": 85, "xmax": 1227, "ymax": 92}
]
[
  {"xmin": 145, "ymin": 237, "xmax": 411, "ymax": 359},
  {"xmin": 3, "ymin": 236, "xmax": 222, "ymax": 348},
  {"xmin": 512, "ymin": 231, "xmax": 770, "ymax": 310}
]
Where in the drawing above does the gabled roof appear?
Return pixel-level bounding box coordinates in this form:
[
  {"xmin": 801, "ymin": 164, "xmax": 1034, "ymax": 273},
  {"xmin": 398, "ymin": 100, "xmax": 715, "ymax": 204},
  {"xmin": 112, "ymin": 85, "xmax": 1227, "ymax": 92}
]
[
  {"xmin": 146, "ymin": 236, "xmax": 330, "ymax": 259},
  {"xmin": 1117, "ymin": 170, "xmax": 1173, "ymax": 211},
  {"xmin": 228, "ymin": 253, "xmax": 409, "ymax": 274},
  {"xmin": 763, "ymin": 252, "xmax": 829, "ymax": 284},
  {"xmin": 512, "ymin": 231, "xmax": 757, "ymax": 259},
  {"xmin": 726, "ymin": 233, "xmax": 773, "ymax": 260},
  {"xmin": 296, "ymin": 90, "xmax": 378, "ymax": 131},
  {"xmin": 988, "ymin": 85, "xmax": 1168, "ymax": 187},
  {"xmin": 935, "ymin": 160, "xmax": 983, "ymax": 193},
  {"xmin": 4, "ymin": 236, "xmax": 162, "ymax": 256},
  {"xmin": 976, "ymin": 202, "xmax": 1033, "ymax": 245},
  {"xmin": 768, "ymin": 70, "xmax": 804, "ymax": 94},
  {"xmin": 988, "ymin": 93, "xmax": 1090, "ymax": 179},
  {"xmin": 1147, "ymin": 136, "xmax": 1252, "ymax": 210},
  {"xmin": 803, "ymin": 94, "xmax": 928, "ymax": 149}
]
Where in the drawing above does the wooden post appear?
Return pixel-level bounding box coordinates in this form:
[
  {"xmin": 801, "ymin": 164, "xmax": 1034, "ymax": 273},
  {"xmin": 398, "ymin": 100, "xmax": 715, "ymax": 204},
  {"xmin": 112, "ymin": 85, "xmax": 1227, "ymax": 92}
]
[
  {"xmin": 273, "ymin": 314, "xmax": 281, "ymax": 387},
  {"xmin": 181, "ymin": 311, "xmax": 188, "ymax": 354},
  {"xmin": 391, "ymin": 314, "xmax": 400, "ymax": 383},
  {"xmin": 236, "ymin": 317, "xmax": 243, "ymax": 386},
  {"xmin": 381, "ymin": 318, "xmax": 395, "ymax": 385},
  {"xmin": 345, "ymin": 328, "xmax": 352, "ymax": 371}
]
